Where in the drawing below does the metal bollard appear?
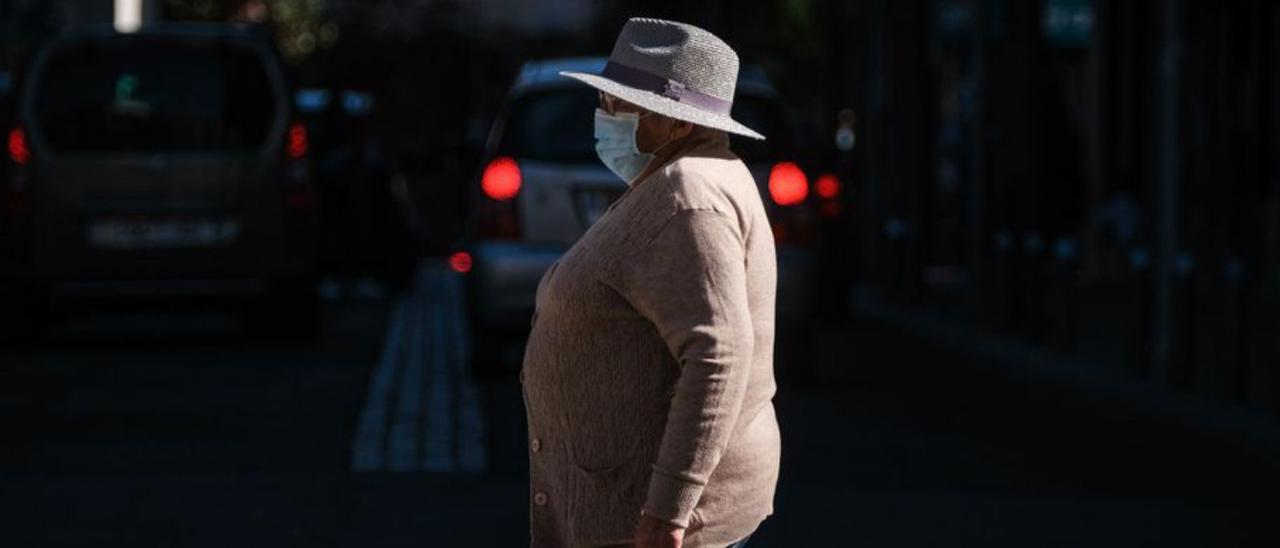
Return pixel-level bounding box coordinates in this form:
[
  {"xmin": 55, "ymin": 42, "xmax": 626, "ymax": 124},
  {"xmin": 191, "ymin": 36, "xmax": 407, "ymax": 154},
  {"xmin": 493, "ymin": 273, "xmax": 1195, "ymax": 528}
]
[
  {"xmin": 1173, "ymin": 251, "xmax": 1196, "ymax": 388},
  {"xmin": 1129, "ymin": 246, "xmax": 1153, "ymax": 378},
  {"xmin": 1053, "ymin": 237, "xmax": 1079, "ymax": 352},
  {"xmin": 1023, "ymin": 232, "xmax": 1046, "ymax": 343},
  {"xmin": 1223, "ymin": 258, "xmax": 1249, "ymax": 403},
  {"xmin": 993, "ymin": 230, "xmax": 1014, "ymax": 330}
]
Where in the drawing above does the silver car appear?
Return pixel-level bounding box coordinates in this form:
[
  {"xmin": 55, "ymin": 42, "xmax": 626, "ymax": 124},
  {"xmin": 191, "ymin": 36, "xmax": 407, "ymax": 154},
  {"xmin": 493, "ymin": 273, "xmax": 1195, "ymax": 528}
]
[
  {"xmin": 463, "ymin": 57, "xmax": 816, "ymax": 370},
  {"xmin": 0, "ymin": 24, "xmax": 320, "ymax": 339}
]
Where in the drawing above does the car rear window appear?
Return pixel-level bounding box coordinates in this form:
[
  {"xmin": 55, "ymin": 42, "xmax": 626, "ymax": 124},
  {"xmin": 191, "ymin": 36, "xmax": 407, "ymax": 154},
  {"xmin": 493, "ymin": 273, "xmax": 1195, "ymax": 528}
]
[
  {"xmin": 497, "ymin": 87, "xmax": 793, "ymax": 165},
  {"xmin": 32, "ymin": 37, "xmax": 278, "ymax": 153},
  {"xmin": 498, "ymin": 88, "xmax": 598, "ymax": 164}
]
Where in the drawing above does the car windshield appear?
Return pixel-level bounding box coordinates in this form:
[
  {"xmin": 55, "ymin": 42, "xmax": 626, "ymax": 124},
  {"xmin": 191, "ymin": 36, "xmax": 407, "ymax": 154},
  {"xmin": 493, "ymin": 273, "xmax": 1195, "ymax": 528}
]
[
  {"xmin": 32, "ymin": 37, "xmax": 277, "ymax": 153},
  {"xmin": 498, "ymin": 87, "xmax": 792, "ymax": 165}
]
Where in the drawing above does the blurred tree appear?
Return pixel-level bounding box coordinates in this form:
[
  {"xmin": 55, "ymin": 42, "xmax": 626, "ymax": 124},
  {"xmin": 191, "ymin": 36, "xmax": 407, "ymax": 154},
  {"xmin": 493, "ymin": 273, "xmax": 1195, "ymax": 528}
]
[{"xmin": 162, "ymin": 0, "xmax": 338, "ymax": 64}]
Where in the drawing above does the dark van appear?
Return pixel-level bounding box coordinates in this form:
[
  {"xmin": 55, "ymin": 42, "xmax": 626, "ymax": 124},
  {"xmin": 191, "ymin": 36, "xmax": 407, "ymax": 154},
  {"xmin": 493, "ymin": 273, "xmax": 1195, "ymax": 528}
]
[{"xmin": 1, "ymin": 24, "xmax": 320, "ymax": 338}]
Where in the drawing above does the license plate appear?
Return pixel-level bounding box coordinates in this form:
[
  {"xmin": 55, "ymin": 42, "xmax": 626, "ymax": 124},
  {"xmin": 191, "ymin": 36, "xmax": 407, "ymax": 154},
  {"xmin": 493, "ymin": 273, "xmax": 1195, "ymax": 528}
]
[{"xmin": 88, "ymin": 219, "xmax": 240, "ymax": 250}]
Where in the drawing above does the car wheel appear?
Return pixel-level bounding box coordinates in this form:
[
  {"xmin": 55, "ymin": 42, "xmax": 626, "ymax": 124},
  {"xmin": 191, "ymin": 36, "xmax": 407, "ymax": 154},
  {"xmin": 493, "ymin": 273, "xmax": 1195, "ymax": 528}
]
[
  {"xmin": 242, "ymin": 282, "xmax": 322, "ymax": 341},
  {"xmin": 469, "ymin": 325, "xmax": 501, "ymax": 380},
  {"xmin": 0, "ymin": 284, "xmax": 50, "ymax": 344},
  {"xmin": 469, "ymin": 324, "xmax": 523, "ymax": 382}
]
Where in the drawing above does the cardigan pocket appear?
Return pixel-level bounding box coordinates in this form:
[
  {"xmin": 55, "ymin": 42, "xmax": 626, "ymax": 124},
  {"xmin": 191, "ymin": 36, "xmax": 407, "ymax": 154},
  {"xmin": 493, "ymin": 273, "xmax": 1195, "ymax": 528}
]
[
  {"xmin": 567, "ymin": 429, "xmax": 642, "ymax": 477},
  {"xmin": 568, "ymin": 458, "xmax": 645, "ymax": 545}
]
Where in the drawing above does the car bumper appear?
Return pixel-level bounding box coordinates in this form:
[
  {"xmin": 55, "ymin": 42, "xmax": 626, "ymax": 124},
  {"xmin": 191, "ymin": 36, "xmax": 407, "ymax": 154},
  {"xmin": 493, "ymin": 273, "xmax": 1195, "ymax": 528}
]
[
  {"xmin": 466, "ymin": 240, "xmax": 567, "ymax": 333},
  {"xmin": 2, "ymin": 224, "xmax": 317, "ymax": 298},
  {"xmin": 49, "ymin": 278, "xmax": 276, "ymax": 299},
  {"xmin": 776, "ymin": 245, "xmax": 815, "ymax": 329},
  {"xmin": 467, "ymin": 239, "xmax": 816, "ymax": 333}
]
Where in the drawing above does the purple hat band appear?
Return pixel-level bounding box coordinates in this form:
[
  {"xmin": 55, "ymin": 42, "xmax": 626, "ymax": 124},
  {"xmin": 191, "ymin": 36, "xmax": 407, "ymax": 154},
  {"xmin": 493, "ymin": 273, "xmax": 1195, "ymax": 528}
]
[{"xmin": 601, "ymin": 61, "xmax": 734, "ymax": 117}]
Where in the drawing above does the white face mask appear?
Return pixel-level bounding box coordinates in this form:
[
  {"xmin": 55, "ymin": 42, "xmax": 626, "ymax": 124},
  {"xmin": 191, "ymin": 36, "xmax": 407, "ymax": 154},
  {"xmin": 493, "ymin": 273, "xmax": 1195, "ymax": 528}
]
[{"xmin": 594, "ymin": 108, "xmax": 654, "ymax": 185}]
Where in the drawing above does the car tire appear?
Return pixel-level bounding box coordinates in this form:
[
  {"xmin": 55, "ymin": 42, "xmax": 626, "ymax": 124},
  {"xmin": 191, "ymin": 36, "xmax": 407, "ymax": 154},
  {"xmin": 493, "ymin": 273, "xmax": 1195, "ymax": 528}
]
[
  {"xmin": 469, "ymin": 325, "xmax": 501, "ymax": 380},
  {"xmin": 242, "ymin": 281, "xmax": 322, "ymax": 342},
  {"xmin": 469, "ymin": 324, "xmax": 522, "ymax": 382},
  {"xmin": 0, "ymin": 284, "xmax": 50, "ymax": 344}
]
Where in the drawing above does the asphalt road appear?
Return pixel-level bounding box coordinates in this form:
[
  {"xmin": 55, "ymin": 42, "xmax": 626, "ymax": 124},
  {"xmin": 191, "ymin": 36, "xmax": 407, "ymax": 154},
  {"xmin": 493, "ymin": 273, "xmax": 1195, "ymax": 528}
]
[{"xmin": 1, "ymin": 261, "xmax": 1277, "ymax": 547}]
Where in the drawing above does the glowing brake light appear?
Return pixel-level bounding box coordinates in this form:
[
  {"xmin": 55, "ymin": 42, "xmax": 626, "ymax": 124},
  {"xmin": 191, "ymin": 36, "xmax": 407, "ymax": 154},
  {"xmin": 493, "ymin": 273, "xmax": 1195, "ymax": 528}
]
[
  {"xmin": 8, "ymin": 127, "xmax": 30, "ymax": 165},
  {"xmin": 287, "ymin": 122, "xmax": 308, "ymax": 159},
  {"xmin": 815, "ymin": 173, "xmax": 841, "ymax": 199},
  {"xmin": 481, "ymin": 157, "xmax": 522, "ymax": 201},
  {"xmin": 449, "ymin": 251, "xmax": 473, "ymax": 274},
  {"xmin": 768, "ymin": 162, "xmax": 808, "ymax": 206}
]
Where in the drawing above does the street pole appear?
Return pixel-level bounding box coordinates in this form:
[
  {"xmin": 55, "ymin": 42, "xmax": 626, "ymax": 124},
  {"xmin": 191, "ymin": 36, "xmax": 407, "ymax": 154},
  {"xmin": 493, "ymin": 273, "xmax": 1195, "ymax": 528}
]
[
  {"xmin": 114, "ymin": 0, "xmax": 141, "ymax": 32},
  {"xmin": 1152, "ymin": 0, "xmax": 1181, "ymax": 383},
  {"xmin": 969, "ymin": 0, "xmax": 987, "ymax": 313},
  {"xmin": 864, "ymin": 0, "xmax": 886, "ymax": 294}
]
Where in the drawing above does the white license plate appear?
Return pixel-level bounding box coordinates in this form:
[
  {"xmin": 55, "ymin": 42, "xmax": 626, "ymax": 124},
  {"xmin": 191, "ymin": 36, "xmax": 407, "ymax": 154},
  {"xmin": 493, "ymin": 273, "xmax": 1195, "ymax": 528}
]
[{"xmin": 88, "ymin": 219, "xmax": 240, "ymax": 250}]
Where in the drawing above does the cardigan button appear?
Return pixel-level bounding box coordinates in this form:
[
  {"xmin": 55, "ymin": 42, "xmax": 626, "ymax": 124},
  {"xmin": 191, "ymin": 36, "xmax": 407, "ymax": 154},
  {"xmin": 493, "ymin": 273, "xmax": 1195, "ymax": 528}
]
[
  {"xmin": 534, "ymin": 492, "xmax": 548, "ymax": 506},
  {"xmin": 531, "ymin": 438, "xmax": 542, "ymax": 453}
]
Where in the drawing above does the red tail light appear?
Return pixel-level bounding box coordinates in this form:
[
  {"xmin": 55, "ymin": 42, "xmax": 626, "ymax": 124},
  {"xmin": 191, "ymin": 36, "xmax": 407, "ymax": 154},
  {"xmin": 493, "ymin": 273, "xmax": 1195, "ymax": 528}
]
[
  {"xmin": 284, "ymin": 189, "xmax": 315, "ymax": 210},
  {"xmin": 287, "ymin": 122, "xmax": 308, "ymax": 159},
  {"xmin": 281, "ymin": 122, "xmax": 313, "ymax": 210},
  {"xmin": 449, "ymin": 251, "xmax": 473, "ymax": 274},
  {"xmin": 482, "ymin": 157, "xmax": 522, "ymax": 201},
  {"xmin": 8, "ymin": 127, "xmax": 30, "ymax": 165},
  {"xmin": 475, "ymin": 157, "xmax": 522, "ymax": 239},
  {"xmin": 815, "ymin": 173, "xmax": 843, "ymax": 218},
  {"xmin": 6, "ymin": 184, "xmax": 27, "ymax": 212},
  {"xmin": 815, "ymin": 173, "xmax": 841, "ymax": 199},
  {"xmin": 768, "ymin": 162, "xmax": 808, "ymax": 206}
]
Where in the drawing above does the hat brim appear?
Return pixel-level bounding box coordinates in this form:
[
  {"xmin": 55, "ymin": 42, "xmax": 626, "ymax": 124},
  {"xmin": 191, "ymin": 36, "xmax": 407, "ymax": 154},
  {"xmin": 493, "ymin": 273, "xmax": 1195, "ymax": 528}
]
[{"xmin": 559, "ymin": 71, "xmax": 766, "ymax": 141}]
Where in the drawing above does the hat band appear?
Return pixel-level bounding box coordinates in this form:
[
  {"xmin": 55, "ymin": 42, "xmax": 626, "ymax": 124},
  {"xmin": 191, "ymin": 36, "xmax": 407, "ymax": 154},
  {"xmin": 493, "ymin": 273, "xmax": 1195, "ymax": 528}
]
[{"xmin": 602, "ymin": 61, "xmax": 733, "ymax": 117}]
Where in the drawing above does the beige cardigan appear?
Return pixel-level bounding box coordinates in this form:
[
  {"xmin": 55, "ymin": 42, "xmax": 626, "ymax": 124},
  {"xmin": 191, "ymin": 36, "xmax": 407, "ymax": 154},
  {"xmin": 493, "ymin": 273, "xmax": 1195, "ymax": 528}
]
[{"xmin": 521, "ymin": 130, "xmax": 781, "ymax": 547}]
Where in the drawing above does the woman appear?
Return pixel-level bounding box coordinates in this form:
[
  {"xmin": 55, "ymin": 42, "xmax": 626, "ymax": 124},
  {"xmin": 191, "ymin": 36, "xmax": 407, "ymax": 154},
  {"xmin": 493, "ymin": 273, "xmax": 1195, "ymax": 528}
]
[{"xmin": 521, "ymin": 18, "xmax": 781, "ymax": 548}]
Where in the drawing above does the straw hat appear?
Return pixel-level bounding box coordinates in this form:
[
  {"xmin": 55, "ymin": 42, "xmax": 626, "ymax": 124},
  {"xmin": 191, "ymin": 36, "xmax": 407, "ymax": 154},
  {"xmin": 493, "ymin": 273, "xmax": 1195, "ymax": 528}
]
[{"xmin": 560, "ymin": 17, "xmax": 766, "ymax": 140}]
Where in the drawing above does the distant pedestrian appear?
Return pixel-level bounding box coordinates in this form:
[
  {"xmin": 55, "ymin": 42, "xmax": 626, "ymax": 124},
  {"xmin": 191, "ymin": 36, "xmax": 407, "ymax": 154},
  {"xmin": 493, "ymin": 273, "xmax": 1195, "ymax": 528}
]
[{"xmin": 521, "ymin": 17, "xmax": 780, "ymax": 548}]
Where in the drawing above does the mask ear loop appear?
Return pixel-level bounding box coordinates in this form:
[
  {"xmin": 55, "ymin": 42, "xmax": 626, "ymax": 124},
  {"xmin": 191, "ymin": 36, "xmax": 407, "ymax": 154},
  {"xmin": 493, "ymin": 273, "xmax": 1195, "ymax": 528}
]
[{"xmin": 647, "ymin": 115, "xmax": 688, "ymax": 157}]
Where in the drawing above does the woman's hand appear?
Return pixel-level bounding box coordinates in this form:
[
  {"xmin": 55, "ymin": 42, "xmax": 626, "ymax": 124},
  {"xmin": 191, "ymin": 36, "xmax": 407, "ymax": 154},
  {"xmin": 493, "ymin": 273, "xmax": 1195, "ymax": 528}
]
[{"xmin": 635, "ymin": 514, "xmax": 685, "ymax": 548}]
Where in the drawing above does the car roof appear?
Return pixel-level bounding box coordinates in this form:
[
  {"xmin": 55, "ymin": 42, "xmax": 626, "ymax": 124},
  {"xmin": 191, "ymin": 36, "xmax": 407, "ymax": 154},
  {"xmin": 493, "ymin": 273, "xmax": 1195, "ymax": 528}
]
[
  {"xmin": 513, "ymin": 56, "xmax": 780, "ymax": 98},
  {"xmin": 50, "ymin": 23, "xmax": 269, "ymax": 43},
  {"xmin": 515, "ymin": 57, "xmax": 605, "ymax": 89}
]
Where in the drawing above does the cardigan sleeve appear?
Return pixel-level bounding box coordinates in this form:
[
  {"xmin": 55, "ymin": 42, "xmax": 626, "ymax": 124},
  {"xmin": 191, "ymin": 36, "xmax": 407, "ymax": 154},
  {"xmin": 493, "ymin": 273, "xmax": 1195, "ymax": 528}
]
[{"xmin": 615, "ymin": 208, "xmax": 755, "ymax": 528}]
